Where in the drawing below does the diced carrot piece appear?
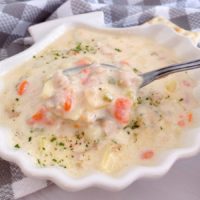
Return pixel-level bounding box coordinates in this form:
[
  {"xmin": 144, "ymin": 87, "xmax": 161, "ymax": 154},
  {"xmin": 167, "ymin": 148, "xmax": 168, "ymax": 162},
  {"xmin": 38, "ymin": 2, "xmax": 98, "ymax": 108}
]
[
  {"xmin": 32, "ymin": 108, "xmax": 45, "ymax": 121},
  {"xmin": 141, "ymin": 150, "xmax": 154, "ymax": 159},
  {"xmin": 114, "ymin": 97, "xmax": 132, "ymax": 124},
  {"xmin": 64, "ymin": 96, "xmax": 72, "ymax": 111},
  {"xmin": 177, "ymin": 120, "xmax": 185, "ymax": 127},
  {"xmin": 75, "ymin": 58, "xmax": 91, "ymax": 66},
  {"xmin": 17, "ymin": 80, "xmax": 28, "ymax": 96},
  {"xmin": 27, "ymin": 107, "xmax": 54, "ymax": 126},
  {"xmin": 188, "ymin": 112, "xmax": 193, "ymax": 122},
  {"xmin": 74, "ymin": 123, "xmax": 81, "ymax": 128}
]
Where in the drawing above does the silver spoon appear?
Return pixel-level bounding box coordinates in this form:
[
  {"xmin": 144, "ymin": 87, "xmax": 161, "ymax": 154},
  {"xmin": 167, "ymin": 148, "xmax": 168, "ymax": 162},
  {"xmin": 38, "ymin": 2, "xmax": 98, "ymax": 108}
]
[{"xmin": 63, "ymin": 59, "xmax": 200, "ymax": 87}]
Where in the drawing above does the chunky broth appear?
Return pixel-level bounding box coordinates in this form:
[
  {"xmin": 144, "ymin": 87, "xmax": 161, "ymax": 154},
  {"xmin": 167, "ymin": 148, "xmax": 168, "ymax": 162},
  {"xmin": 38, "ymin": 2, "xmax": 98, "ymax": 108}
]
[{"xmin": 0, "ymin": 28, "xmax": 198, "ymax": 177}]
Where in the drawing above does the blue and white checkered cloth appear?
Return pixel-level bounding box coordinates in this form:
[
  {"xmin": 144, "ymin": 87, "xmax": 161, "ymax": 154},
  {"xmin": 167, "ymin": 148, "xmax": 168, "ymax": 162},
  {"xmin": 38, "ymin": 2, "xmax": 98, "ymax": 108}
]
[{"xmin": 0, "ymin": 0, "xmax": 200, "ymax": 199}]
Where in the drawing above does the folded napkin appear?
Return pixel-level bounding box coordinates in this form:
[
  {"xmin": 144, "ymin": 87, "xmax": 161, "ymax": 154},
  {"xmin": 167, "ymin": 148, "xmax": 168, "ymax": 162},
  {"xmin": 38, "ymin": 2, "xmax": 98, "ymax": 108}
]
[{"xmin": 0, "ymin": 0, "xmax": 200, "ymax": 199}]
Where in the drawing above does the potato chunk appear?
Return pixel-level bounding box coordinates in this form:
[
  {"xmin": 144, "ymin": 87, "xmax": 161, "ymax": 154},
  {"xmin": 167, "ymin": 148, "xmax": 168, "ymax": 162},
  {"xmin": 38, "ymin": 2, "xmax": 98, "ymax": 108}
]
[
  {"xmin": 41, "ymin": 79, "xmax": 55, "ymax": 99},
  {"xmin": 165, "ymin": 80, "xmax": 176, "ymax": 92},
  {"xmin": 100, "ymin": 144, "xmax": 121, "ymax": 173}
]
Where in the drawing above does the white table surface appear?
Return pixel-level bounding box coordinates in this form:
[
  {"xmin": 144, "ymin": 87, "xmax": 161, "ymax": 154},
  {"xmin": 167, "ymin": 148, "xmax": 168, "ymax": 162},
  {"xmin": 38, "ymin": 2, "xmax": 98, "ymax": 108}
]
[{"xmin": 20, "ymin": 152, "xmax": 200, "ymax": 200}]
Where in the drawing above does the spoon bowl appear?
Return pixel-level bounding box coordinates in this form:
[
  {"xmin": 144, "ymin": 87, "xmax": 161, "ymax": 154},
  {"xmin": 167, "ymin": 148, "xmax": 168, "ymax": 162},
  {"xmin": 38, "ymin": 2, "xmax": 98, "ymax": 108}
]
[{"xmin": 63, "ymin": 59, "xmax": 200, "ymax": 88}]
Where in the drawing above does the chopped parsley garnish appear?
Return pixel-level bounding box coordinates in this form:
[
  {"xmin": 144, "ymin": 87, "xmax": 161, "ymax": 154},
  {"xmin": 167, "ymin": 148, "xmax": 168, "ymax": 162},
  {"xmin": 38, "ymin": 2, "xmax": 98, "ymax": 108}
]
[
  {"xmin": 159, "ymin": 114, "xmax": 163, "ymax": 121},
  {"xmin": 72, "ymin": 42, "xmax": 96, "ymax": 54},
  {"xmin": 133, "ymin": 68, "xmax": 139, "ymax": 73},
  {"xmin": 108, "ymin": 77, "xmax": 116, "ymax": 85},
  {"xmin": 59, "ymin": 142, "xmax": 64, "ymax": 146},
  {"xmin": 114, "ymin": 48, "xmax": 122, "ymax": 52},
  {"xmin": 145, "ymin": 95, "xmax": 161, "ymax": 106},
  {"xmin": 165, "ymin": 95, "xmax": 170, "ymax": 99},
  {"xmin": 137, "ymin": 96, "xmax": 143, "ymax": 104},
  {"xmin": 73, "ymin": 42, "xmax": 82, "ymax": 53},
  {"xmin": 124, "ymin": 119, "xmax": 140, "ymax": 130},
  {"xmin": 54, "ymin": 52, "xmax": 60, "ymax": 57},
  {"xmin": 103, "ymin": 93, "xmax": 113, "ymax": 102},
  {"xmin": 131, "ymin": 120, "xmax": 140, "ymax": 129},
  {"xmin": 179, "ymin": 98, "xmax": 184, "ymax": 102},
  {"xmin": 112, "ymin": 140, "xmax": 118, "ymax": 144},
  {"xmin": 127, "ymin": 131, "xmax": 130, "ymax": 135},
  {"xmin": 50, "ymin": 137, "xmax": 56, "ymax": 142},
  {"xmin": 14, "ymin": 144, "xmax": 20, "ymax": 149},
  {"xmin": 28, "ymin": 137, "xmax": 32, "ymax": 142}
]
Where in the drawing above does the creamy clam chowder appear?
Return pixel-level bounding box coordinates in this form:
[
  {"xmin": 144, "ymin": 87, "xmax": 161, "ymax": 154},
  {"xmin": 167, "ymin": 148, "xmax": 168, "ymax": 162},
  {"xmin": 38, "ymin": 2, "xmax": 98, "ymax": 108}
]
[{"xmin": 0, "ymin": 28, "xmax": 198, "ymax": 177}]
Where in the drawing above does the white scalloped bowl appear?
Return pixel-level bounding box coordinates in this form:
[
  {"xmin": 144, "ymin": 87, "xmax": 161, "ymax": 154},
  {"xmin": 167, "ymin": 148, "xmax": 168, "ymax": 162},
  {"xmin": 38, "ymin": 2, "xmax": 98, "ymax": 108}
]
[{"xmin": 0, "ymin": 22, "xmax": 200, "ymax": 191}]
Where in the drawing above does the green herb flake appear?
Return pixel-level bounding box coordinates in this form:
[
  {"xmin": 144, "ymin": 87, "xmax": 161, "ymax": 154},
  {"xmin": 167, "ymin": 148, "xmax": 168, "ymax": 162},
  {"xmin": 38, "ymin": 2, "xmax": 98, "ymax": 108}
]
[
  {"xmin": 114, "ymin": 48, "xmax": 122, "ymax": 52},
  {"xmin": 108, "ymin": 77, "xmax": 116, "ymax": 85},
  {"xmin": 131, "ymin": 120, "xmax": 140, "ymax": 129},
  {"xmin": 52, "ymin": 158, "xmax": 57, "ymax": 163},
  {"xmin": 54, "ymin": 52, "xmax": 60, "ymax": 57},
  {"xmin": 165, "ymin": 95, "xmax": 170, "ymax": 99},
  {"xmin": 112, "ymin": 140, "xmax": 118, "ymax": 144},
  {"xmin": 103, "ymin": 93, "xmax": 113, "ymax": 102},
  {"xmin": 73, "ymin": 42, "xmax": 82, "ymax": 53},
  {"xmin": 133, "ymin": 68, "xmax": 139, "ymax": 73},
  {"xmin": 179, "ymin": 98, "xmax": 184, "ymax": 102},
  {"xmin": 37, "ymin": 159, "xmax": 41, "ymax": 164},
  {"xmin": 14, "ymin": 144, "xmax": 20, "ymax": 149},
  {"xmin": 58, "ymin": 142, "xmax": 65, "ymax": 146},
  {"xmin": 28, "ymin": 137, "xmax": 32, "ymax": 142},
  {"xmin": 147, "ymin": 96, "xmax": 161, "ymax": 106},
  {"xmin": 72, "ymin": 42, "xmax": 97, "ymax": 54},
  {"xmin": 50, "ymin": 137, "xmax": 56, "ymax": 142},
  {"xmin": 137, "ymin": 96, "xmax": 143, "ymax": 104}
]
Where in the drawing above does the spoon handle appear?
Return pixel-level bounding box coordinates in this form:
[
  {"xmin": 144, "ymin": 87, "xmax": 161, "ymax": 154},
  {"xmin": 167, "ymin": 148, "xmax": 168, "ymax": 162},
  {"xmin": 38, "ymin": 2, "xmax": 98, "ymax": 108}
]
[{"xmin": 140, "ymin": 59, "xmax": 200, "ymax": 87}]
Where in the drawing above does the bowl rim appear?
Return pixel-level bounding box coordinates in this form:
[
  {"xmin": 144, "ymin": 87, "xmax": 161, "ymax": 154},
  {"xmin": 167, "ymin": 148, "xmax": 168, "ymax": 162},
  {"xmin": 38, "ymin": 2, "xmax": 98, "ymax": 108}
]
[{"xmin": 0, "ymin": 22, "xmax": 200, "ymax": 191}]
